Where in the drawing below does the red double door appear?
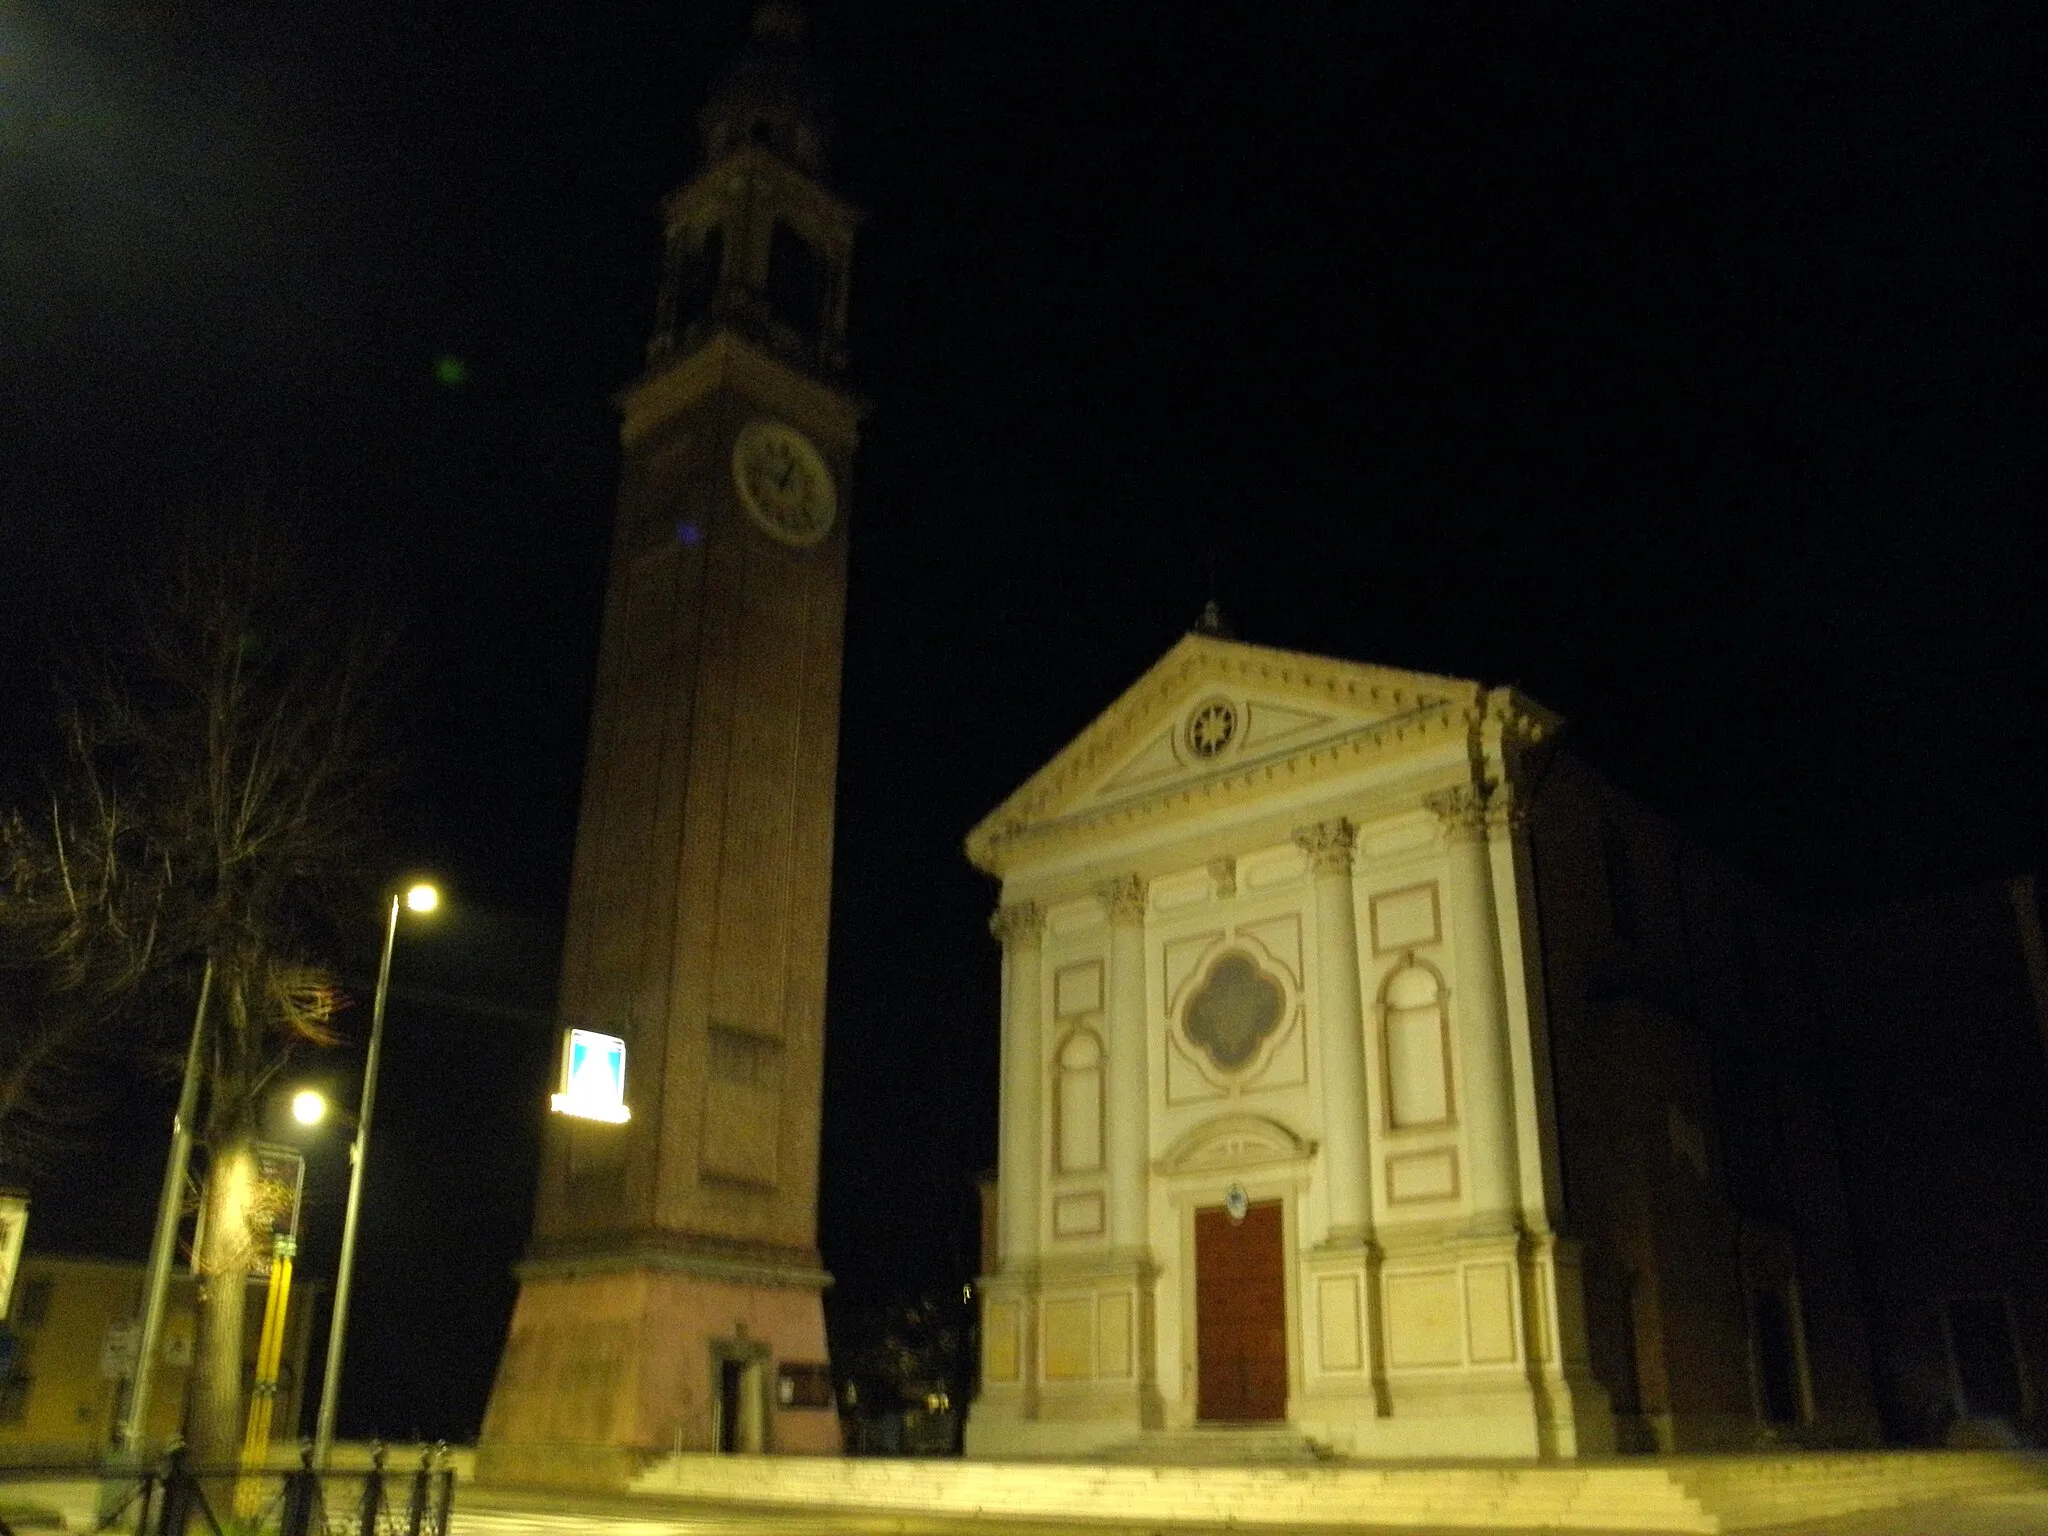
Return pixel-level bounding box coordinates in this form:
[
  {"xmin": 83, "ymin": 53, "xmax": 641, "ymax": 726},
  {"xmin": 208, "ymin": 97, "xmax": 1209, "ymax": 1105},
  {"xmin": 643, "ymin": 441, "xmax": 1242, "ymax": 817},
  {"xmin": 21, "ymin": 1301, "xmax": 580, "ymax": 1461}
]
[{"xmin": 1194, "ymin": 1200, "xmax": 1288, "ymax": 1421}]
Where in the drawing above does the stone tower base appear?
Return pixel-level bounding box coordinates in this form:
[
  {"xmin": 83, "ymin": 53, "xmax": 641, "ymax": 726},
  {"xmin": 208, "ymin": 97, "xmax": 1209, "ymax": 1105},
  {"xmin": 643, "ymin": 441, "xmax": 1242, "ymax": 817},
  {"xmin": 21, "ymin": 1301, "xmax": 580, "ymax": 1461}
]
[{"xmin": 478, "ymin": 1256, "xmax": 838, "ymax": 1487}]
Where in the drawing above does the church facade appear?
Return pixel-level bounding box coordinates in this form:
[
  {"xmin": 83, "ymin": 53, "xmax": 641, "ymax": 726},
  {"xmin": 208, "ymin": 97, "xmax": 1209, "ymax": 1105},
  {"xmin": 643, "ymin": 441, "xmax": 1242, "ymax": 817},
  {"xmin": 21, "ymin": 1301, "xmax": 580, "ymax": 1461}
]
[{"xmin": 966, "ymin": 631, "xmax": 1878, "ymax": 1458}]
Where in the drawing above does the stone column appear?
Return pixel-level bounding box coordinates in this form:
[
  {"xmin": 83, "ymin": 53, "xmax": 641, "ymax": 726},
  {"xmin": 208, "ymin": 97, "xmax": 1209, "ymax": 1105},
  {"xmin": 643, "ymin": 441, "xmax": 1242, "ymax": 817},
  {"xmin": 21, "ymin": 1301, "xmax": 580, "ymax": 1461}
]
[
  {"xmin": 1295, "ymin": 819, "xmax": 1373, "ymax": 1241},
  {"xmin": 991, "ymin": 901, "xmax": 1046, "ymax": 1271},
  {"xmin": 1427, "ymin": 783, "xmax": 1523, "ymax": 1233},
  {"xmin": 1100, "ymin": 875, "xmax": 1151, "ymax": 1252}
]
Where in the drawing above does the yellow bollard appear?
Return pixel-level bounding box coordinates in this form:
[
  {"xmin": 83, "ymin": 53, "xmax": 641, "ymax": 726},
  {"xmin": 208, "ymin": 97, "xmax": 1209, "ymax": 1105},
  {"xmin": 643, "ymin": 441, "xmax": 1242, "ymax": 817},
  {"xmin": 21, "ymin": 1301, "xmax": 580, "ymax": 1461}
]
[{"xmin": 235, "ymin": 1236, "xmax": 296, "ymax": 1519}]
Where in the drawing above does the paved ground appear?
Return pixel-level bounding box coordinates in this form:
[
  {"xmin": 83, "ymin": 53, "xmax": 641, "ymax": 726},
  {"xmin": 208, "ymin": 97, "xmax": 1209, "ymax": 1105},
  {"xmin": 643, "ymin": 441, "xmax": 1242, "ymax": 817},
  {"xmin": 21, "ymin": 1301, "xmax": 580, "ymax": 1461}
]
[{"xmin": 455, "ymin": 1486, "xmax": 2048, "ymax": 1536}]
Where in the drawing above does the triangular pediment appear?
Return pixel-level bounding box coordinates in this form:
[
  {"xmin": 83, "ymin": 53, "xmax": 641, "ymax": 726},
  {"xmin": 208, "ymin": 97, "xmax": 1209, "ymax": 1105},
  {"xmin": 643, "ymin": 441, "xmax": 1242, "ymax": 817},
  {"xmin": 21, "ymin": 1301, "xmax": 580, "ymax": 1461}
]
[{"xmin": 966, "ymin": 634, "xmax": 1491, "ymax": 874}]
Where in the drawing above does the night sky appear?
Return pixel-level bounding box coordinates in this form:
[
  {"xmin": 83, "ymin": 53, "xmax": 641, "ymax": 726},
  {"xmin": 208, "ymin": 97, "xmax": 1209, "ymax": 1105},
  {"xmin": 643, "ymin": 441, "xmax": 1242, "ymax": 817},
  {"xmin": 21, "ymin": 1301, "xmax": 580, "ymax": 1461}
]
[{"xmin": 0, "ymin": 0, "xmax": 2037, "ymax": 1441}]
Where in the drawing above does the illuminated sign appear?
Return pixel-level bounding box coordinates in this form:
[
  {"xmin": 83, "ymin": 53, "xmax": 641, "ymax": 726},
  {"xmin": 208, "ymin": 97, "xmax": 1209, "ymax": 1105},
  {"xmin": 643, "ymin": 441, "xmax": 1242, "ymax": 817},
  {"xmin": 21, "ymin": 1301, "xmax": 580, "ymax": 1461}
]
[{"xmin": 551, "ymin": 1029, "xmax": 630, "ymax": 1123}]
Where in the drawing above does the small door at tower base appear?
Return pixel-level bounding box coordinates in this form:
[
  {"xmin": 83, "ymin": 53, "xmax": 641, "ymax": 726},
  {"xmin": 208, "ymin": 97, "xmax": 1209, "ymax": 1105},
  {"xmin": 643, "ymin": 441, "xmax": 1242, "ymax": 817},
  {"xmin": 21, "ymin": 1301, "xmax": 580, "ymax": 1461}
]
[{"xmin": 550, "ymin": 1028, "xmax": 630, "ymax": 1123}]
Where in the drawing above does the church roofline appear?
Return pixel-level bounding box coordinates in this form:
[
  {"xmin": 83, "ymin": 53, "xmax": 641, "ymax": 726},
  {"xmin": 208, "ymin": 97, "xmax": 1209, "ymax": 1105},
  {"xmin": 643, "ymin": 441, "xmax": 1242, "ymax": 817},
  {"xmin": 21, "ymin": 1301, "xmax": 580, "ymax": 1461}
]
[{"xmin": 965, "ymin": 633, "xmax": 1556, "ymax": 877}]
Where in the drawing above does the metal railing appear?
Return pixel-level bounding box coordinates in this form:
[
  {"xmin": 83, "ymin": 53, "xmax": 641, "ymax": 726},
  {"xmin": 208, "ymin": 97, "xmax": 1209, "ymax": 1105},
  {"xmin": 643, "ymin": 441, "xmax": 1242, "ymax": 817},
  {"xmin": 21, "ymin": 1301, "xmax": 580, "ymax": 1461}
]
[{"xmin": 0, "ymin": 1442, "xmax": 454, "ymax": 1536}]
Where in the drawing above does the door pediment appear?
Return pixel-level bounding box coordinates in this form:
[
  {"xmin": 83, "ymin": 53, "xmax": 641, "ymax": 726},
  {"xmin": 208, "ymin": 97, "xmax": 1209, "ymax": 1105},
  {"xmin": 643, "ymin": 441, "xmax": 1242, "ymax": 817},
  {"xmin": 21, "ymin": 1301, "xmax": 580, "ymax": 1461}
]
[{"xmin": 1158, "ymin": 1113, "xmax": 1317, "ymax": 1176}]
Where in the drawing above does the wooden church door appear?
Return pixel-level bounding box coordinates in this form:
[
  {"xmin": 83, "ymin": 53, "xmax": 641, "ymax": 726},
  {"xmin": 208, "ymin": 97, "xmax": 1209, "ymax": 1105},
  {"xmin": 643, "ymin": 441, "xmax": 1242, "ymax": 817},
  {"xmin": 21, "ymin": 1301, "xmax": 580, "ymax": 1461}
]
[{"xmin": 1195, "ymin": 1200, "xmax": 1288, "ymax": 1420}]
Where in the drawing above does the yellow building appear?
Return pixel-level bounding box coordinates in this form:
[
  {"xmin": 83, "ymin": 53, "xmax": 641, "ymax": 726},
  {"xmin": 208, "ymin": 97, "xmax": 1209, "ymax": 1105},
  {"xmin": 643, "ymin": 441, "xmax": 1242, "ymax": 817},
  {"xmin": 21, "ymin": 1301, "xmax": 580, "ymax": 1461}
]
[{"xmin": 0, "ymin": 1254, "xmax": 317, "ymax": 1460}]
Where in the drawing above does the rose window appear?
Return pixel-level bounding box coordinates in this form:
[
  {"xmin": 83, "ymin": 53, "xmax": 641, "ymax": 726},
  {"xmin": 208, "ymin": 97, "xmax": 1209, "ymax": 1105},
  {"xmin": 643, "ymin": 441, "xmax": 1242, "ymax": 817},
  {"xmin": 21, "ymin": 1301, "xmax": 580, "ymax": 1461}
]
[{"xmin": 1186, "ymin": 698, "xmax": 1237, "ymax": 759}]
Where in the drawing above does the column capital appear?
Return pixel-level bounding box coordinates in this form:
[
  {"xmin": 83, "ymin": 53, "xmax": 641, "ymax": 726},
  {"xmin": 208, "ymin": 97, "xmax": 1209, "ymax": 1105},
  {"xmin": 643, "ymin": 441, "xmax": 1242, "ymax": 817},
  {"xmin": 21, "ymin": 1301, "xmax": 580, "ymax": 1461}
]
[
  {"xmin": 1096, "ymin": 875, "xmax": 1149, "ymax": 926},
  {"xmin": 1427, "ymin": 781, "xmax": 1526, "ymax": 838},
  {"xmin": 1485, "ymin": 780, "xmax": 1529, "ymax": 833},
  {"xmin": 989, "ymin": 900, "xmax": 1046, "ymax": 947},
  {"xmin": 1293, "ymin": 818, "xmax": 1356, "ymax": 874},
  {"xmin": 1424, "ymin": 783, "xmax": 1489, "ymax": 839}
]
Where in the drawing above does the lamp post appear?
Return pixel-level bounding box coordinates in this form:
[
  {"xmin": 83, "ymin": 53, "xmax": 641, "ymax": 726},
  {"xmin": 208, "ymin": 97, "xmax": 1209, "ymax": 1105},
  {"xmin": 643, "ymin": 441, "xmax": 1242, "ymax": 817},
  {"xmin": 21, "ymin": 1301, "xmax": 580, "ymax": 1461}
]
[
  {"xmin": 116, "ymin": 957, "xmax": 214, "ymax": 1456},
  {"xmin": 312, "ymin": 881, "xmax": 437, "ymax": 1468}
]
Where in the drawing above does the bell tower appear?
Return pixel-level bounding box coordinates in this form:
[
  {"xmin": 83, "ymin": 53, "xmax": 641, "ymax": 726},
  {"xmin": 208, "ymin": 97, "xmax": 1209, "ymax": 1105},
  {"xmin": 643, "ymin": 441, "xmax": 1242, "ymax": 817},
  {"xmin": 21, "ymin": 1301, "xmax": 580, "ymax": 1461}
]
[{"xmin": 481, "ymin": 2, "xmax": 858, "ymax": 1478}]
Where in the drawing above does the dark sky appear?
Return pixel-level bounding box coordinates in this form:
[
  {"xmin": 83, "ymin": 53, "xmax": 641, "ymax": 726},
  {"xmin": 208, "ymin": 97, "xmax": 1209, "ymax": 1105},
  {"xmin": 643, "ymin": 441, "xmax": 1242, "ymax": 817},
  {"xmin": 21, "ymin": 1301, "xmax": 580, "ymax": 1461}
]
[{"xmin": 0, "ymin": 0, "xmax": 2038, "ymax": 1440}]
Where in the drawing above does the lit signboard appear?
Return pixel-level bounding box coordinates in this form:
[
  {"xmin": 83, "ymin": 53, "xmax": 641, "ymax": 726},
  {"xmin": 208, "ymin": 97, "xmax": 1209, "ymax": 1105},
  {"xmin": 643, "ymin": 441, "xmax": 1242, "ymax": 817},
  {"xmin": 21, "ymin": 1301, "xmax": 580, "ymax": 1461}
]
[{"xmin": 551, "ymin": 1029, "xmax": 630, "ymax": 1123}]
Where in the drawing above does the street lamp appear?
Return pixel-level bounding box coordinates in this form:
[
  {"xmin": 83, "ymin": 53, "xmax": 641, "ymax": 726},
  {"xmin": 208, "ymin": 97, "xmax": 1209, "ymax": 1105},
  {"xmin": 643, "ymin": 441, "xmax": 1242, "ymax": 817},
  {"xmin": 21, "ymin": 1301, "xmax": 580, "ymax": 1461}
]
[
  {"xmin": 291, "ymin": 1089, "xmax": 327, "ymax": 1127},
  {"xmin": 311, "ymin": 881, "xmax": 438, "ymax": 1468},
  {"xmin": 116, "ymin": 959, "xmax": 214, "ymax": 1457}
]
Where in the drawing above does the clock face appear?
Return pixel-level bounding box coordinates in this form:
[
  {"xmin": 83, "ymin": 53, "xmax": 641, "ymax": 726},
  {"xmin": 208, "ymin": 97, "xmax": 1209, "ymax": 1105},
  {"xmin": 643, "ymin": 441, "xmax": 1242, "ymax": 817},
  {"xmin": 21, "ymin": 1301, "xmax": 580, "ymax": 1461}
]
[{"xmin": 732, "ymin": 420, "xmax": 837, "ymax": 547}]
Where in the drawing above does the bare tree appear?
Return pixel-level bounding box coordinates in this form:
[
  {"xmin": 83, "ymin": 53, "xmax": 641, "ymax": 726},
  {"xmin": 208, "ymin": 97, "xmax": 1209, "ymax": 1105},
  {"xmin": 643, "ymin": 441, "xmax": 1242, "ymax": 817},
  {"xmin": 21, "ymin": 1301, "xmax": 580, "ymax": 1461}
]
[
  {"xmin": 0, "ymin": 721, "xmax": 165, "ymax": 1172},
  {"xmin": 1, "ymin": 498, "xmax": 393, "ymax": 1466}
]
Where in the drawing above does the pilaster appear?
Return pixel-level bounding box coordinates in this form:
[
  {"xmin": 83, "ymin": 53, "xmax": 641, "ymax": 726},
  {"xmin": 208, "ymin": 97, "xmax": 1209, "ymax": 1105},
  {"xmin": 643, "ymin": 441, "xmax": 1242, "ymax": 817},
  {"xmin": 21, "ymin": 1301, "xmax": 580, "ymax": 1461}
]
[
  {"xmin": 991, "ymin": 901, "xmax": 1047, "ymax": 1279},
  {"xmin": 1098, "ymin": 875, "xmax": 1151, "ymax": 1257},
  {"xmin": 1425, "ymin": 782, "xmax": 1523, "ymax": 1235},
  {"xmin": 1295, "ymin": 819, "xmax": 1375, "ymax": 1245}
]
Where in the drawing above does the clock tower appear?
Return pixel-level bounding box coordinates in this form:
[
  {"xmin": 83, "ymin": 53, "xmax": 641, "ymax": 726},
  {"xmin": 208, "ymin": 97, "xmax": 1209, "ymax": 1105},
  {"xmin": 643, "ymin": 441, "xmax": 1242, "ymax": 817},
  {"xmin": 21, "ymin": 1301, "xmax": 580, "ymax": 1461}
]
[{"xmin": 481, "ymin": 2, "xmax": 859, "ymax": 1478}]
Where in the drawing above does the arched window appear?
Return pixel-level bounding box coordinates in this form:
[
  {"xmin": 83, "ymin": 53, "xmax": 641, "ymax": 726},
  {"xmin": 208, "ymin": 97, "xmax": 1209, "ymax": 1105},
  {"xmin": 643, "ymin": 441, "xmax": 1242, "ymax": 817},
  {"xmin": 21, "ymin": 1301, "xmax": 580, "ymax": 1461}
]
[
  {"xmin": 1055, "ymin": 1029, "xmax": 1104, "ymax": 1174},
  {"xmin": 1381, "ymin": 962, "xmax": 1453, "ymax": 1128},
  {"xmin": 766, "ymin": 219, "xmax": 823, "ymax": 337}
]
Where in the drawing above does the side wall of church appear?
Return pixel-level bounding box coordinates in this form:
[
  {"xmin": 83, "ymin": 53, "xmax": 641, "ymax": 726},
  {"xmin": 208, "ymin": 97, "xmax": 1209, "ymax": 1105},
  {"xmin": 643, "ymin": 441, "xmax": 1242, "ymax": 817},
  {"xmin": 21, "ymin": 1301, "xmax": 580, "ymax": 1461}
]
[
  {"xmin": 1527, "ymin": 751, "xmax": 1880, "ymax": 1451},
  {"xmin": 1817, "ymin": 880, "xmax": 2048, "ymax": 1446}
]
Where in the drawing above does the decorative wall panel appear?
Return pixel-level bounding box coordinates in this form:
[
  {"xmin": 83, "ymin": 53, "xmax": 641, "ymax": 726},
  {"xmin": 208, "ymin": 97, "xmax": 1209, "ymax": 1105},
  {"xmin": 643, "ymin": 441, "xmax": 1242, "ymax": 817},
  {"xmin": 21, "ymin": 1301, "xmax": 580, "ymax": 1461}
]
[
  {"xmin": 1363, "ymin": 819, "xmax": 1435, "ymax": 860},
  {"xmin": 1098, "ymin": 1291, "xmax": 1133, "ymax": 1378},
  {"xmin": 1385, "ymin": 1270, "xmax": 1464, "ymax": 1369},
  {"xmin": 1047, "ymin": 898, "xmax": 1106, "ymax": 938},
  {"xmin": 1386, "ymin": 1147, "xmax": 1459, "ymax": 1205},
  {"xmin": 1235, "ymin": 912, "xmax": 1304, "ymax": 987},
  {"xmin": 1317, "ymin": 1273, "xmax": 1364, "ymax": 1372},
  {"xmin": 1242, "ymin": 1008, "xmax": 1308, "ymax": 1093},
  {"xmin": 1166, "ymin": 1031, "xmax": 1230, "ymax": 1105},
  {"xmin": 1240, "ymin": 845, "xmax": 1307, "ymax": 890},
  {"xmin": 1370, "ymin": 882, "xmax": 1441, "ymax": 954},
  {"xmin": 1054, "ymin": 960, "xmax": 1104, "ymax": 1017},
  {"xmin": 1164, "ymin": 931, "xmax": 1224, "ymax": 1014},
  {"xmin": 1042, "ymin": 1298, "xmax": 1095, "ymax": 1380},
  {"xmin": 1052, "ymin": 1190, "xmax": 1106, "ymax": 1238},
  {"xmin": 984, "ymin": 1300, "xmax": 1021, "ymax": 1382},
  {"xmin": 701, "ymin": 1026, "xmax": 781, "ymax": 1186},
  {"xmin": 1151, "ymin": 867, "xmax": 1214, "ymax": 912},
  {"xmin": 1463, "ymin": 1262, "xmax": 1519, "ymax": 1365}
]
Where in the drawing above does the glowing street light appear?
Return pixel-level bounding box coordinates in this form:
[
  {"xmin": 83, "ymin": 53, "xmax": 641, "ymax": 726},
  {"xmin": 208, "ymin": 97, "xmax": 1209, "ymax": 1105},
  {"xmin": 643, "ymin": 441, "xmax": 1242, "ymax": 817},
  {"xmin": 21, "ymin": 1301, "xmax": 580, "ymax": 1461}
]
[
  {"xmin": 291, "ymin": 1089, "xmax": 327, "ymax": 1127},
  {"xmin": 312, "ymin": 880, "xmax": 439, "ymax": 1468}
]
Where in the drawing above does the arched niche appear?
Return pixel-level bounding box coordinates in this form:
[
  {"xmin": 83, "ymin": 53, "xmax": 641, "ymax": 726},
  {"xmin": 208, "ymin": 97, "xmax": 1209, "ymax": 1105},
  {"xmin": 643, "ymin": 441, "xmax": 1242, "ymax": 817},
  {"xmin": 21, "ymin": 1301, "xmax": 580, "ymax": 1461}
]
[
  {"xmin": 1379, "ymin": 957, "xmax": 1454, "ymax": 1129},
  {"xmin": 1053, "ymin": 1026, "xmax": 1104, "ymax": 1175}
]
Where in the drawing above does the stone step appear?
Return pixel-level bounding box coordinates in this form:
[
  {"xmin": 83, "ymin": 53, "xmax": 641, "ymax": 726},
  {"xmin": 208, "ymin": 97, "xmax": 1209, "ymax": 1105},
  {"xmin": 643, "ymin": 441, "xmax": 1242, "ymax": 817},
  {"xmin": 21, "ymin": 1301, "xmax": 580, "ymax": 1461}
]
[
  {"xmin": 1096, "ymin": 1426, "xmax": 1337, "ymax": 1463},
  {"xmin": 1666, "ymin": 1450, "xmax": 2048, "ymax": 1531},
  {"xmin": 629, "ymin": 1453, "xmax": 1716, "ymax": 1531}
]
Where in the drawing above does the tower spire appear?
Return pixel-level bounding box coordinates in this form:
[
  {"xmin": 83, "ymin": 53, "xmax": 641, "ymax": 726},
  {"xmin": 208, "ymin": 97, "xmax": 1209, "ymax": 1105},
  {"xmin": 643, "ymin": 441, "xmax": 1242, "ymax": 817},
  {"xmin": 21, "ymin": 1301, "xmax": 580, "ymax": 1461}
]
[{"xmin": 698, "ymin": 0, "xmax": 831, "ymax": 172}]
